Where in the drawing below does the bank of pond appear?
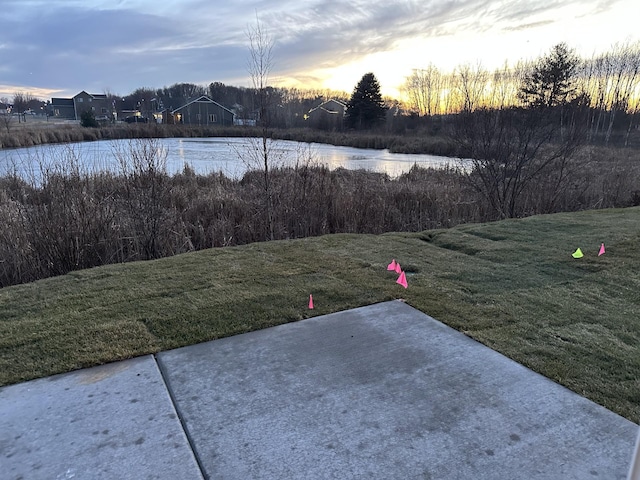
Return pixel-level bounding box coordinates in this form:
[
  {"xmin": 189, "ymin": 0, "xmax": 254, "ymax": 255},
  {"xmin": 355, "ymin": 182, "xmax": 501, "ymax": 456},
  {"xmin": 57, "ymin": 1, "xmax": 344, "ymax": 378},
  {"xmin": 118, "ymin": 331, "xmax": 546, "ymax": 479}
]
[
  {"xmin": 0, "ymin": 136, "xmax": 466, "ymax": 181},
  {"xmin": 0, "ymin": 124, "xmax": 462, "ymax": 157}
]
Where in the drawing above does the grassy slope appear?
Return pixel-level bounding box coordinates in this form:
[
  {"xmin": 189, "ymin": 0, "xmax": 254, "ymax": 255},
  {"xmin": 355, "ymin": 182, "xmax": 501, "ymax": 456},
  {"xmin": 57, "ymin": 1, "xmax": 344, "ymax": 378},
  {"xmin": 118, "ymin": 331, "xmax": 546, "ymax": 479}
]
[{"xmin": 1, "ymin": 207, "xmax": 638, "ymax": 423}]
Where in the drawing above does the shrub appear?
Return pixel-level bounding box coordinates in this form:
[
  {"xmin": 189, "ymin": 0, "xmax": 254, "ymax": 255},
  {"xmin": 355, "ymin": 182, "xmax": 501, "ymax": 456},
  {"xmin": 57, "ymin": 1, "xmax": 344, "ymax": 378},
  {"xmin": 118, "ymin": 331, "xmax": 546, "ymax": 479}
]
[
  {"xmin": 0, "ymin": 139, "xmax": 638, "ymax": 287},
  {"xmin": 80, "ymin": 110, "xmax": 99, "ymax": 128}
]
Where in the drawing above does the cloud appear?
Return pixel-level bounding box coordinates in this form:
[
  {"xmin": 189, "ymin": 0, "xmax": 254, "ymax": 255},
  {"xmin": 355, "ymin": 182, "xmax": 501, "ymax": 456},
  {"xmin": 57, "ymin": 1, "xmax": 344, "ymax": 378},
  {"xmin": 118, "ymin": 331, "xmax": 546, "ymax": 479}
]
[
  {"xmin": 0, "ymin": 84, "xmax": 64, "ymax": 100},
  {"xmin": 502, "ymin": 20, "xmax": 555, "ymax": 32},
  {"xmin": 256, "ymin": 0, "xmax": 589, "ymax": 73},
  {"xmin": 0, "ymin": 2, "xmax": 251, "ymax": 96},
  {"xmin": 1, "ymin": 0, "xmax": 638, "ymax": 98}
]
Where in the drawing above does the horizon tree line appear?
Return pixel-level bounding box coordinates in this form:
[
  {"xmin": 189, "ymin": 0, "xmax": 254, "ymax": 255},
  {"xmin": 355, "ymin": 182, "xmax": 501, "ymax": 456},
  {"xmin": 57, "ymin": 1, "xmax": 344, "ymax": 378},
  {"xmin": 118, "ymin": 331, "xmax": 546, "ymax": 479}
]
[
  {"xmin": 402, "ymin": 40, "xmax": 640, "ymax": 145},
  {"xmin": 3, "ymin": 40, "xmax": 640, "ymax": 141}
]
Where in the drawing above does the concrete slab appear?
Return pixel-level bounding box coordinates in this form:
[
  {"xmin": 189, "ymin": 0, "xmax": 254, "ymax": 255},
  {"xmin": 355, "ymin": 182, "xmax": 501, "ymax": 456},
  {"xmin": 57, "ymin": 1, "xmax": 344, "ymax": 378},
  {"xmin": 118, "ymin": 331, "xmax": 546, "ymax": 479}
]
[
  {"xmin": 157, "ymin": 301, "xmax": 638, "ymax": 480},
  {"xmin": 0, "ymin": 355, "xmax": 203, "ymax": 480}
]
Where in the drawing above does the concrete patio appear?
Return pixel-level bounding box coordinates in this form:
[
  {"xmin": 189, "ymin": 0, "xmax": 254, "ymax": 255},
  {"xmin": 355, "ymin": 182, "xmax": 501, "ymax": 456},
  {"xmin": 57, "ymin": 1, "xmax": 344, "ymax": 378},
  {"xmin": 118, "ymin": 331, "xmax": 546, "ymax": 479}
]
[{"xmin": 1, "ymin": 301, "xmax": 637, "ymax": 479}]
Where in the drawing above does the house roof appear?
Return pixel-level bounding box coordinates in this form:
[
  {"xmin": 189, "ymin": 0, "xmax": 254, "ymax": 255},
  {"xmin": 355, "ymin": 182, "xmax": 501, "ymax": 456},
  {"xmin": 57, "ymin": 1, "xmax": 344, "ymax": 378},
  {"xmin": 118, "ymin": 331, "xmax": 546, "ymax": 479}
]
[
  {"xmin": 73, "ymin": 91, "xmax": 108, "ymax": 100},
  {"xmin": 51, "ymin": 98, "xmax": 74, "ymax": 106},
  {"xmin": 171, "ymin": 95, "xmax": 235, "ymax": 115},
  {"xmin": 307, "ymin": 99, "xmax": 347, "ymax": 116}
]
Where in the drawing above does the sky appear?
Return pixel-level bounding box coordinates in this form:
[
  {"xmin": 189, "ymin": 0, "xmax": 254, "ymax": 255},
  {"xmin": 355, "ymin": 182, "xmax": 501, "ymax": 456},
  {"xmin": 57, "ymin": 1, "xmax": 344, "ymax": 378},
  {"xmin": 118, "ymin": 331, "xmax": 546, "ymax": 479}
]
[{"xmin": 1, "ymin": 0, "xmax": 639, "ymax": 101}]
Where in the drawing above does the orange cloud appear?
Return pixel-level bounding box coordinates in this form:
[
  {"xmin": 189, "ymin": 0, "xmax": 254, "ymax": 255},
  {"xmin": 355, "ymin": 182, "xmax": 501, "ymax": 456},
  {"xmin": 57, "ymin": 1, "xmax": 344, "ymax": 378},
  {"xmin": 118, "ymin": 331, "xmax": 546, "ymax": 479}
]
[{"xmin": 0, "ymin": 84, "xmax": 66, "ymax": 100}]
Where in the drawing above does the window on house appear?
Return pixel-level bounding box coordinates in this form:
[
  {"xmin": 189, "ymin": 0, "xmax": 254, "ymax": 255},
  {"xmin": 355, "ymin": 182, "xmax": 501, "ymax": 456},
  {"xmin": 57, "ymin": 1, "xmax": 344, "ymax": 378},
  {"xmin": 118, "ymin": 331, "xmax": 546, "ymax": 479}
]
[
  {"xmin": 209, "ymin": 114, "xmax": 217, "ymax": 122},
  {"xmin": 196, "ymin": 113, "xmax": 201, "ymax": 121},
  {"xmin": 101, "ymin": 108, "xmax": 107, "ymax": 114},
  {"xmin": 54, "ymin": 109, "xmax": 60, "ymax": 116},
  {"xmin": 77, "ymin": 98, "xmax": 83, "ymax": 103},
  {"xmin": 88, "ymin": 98, "xmax": 92, "ymax": 102}
]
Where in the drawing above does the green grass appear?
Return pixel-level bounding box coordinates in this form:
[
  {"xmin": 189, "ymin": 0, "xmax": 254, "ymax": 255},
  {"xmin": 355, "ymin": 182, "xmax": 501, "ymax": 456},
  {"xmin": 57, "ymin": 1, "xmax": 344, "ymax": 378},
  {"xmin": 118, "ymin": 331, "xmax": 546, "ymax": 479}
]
[{"xmin": 1, "ymin": 207, "xmax": 639, "ymax": 423}]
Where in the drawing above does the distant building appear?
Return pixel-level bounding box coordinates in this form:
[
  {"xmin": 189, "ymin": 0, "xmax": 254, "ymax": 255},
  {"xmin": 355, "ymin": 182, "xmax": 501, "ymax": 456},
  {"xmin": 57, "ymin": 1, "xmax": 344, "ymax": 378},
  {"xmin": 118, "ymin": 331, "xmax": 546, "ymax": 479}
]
[
  {"xmin": 50, "ymin": 98, "xmax": 75, "ymax": 119},
  {"xmin": 49, "ymin": 92, "xmax": 235, "ymax": 125},
  {"xmin": 72, "ymin": 91, "xmax": 114, "ymax": 121},
  {"xmin": 231, "ymin": 103, "xmax": 257, "ymax": 126},
  {"xmin": 167, "ymin": 96, "xmax": 235, "ymax": 126},
  {"xmin": 305, "ymin": 99, "xmax": 346, "ymax": 130},
  {"xmin": 49, "ymin": 92, "xmax": 115, "ymax": 121}
]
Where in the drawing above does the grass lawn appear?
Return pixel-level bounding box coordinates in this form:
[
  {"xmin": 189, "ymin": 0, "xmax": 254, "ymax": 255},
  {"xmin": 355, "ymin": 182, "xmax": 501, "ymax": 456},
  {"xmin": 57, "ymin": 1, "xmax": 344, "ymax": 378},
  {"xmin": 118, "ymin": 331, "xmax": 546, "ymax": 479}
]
[{"xmin": 1, "ymin": 207, "xmax": 638, "ymax": 423}]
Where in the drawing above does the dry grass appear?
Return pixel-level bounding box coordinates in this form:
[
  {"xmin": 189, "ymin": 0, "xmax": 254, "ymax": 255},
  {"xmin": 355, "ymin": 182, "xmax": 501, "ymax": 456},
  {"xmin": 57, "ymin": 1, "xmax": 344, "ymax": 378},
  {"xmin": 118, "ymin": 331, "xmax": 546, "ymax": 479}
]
[
  {"xmin": 0, "ymin": 122, "xmax": 465, "ymax": 154},
  {"xmin": 1, "ymin": 138, "xmax": 639, "ymax": 287},
  {"xmin": 0, "ymin": 206, "xmax": 638, "ymax": 424}
]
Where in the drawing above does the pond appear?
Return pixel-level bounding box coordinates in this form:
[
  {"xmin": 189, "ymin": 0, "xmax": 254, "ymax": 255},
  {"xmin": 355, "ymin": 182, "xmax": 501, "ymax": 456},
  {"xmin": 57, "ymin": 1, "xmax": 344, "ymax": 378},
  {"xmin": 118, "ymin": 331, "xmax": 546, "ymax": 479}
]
[{"xmin": 0, "ymin": 137, "xmax": 464, "ymax": 180}]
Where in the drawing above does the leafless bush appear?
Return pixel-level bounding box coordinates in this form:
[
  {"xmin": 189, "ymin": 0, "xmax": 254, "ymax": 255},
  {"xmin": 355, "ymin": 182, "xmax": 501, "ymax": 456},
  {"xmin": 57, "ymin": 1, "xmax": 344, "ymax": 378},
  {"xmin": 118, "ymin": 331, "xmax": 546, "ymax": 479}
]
[
  {"xmin": 113, "ymin": 138, "xmax": 170, "ymax": 259},
  {"xmin": 0, "ymin": 140, "xmax": 638, "ymax": 287}
]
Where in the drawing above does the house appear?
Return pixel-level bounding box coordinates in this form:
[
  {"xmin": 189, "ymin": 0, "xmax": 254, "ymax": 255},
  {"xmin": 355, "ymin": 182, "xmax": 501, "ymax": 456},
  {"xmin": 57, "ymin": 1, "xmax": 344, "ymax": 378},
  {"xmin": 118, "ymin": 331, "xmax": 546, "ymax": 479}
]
[
  {"xmin": 50, "ymin": 98, "xmax": 75, "ymax": 119},
  {"xmin": 49, "ymin": 92, "xmax": 115, "ymax": 121},
  {"xmin": 0, "ymin": 103, "xmax": 11, "ymax": 115},
  {"xmin": 231, "ymin": 103, "xmax": 257, "ymax": 126},
  {"xmin": 73, "ymin": 91, "xmax": 114, "ymax": 122},
  {"xmin": 305, "ymin": 99, "xmax": 346, "ymax": 130},
  {"xmin": 167, "ymin": 95, "xmax": 235, "ymax": 126}
]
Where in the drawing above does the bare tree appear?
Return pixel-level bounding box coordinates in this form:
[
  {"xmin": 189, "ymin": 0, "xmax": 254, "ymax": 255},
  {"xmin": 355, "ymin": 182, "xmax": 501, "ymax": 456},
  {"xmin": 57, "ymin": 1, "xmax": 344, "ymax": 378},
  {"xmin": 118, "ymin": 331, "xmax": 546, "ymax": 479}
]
[
  {"xmin": 485, "ymin": 61, "xmax": 527, "ymax": 110},
  {"xmin": 582, "ymin": 49, "xmax": 616, "ymax": 142},
  {"xmin": 12, "ymin": 92, "xmax": 38, "ymax": 114},
  {"xmin": 453, "ymin": 47, "xmax": 589, "ymax": 218},
  {"xmin": 403, "ymin": 65, "xmax": 444, "ymax": 116},
  {"xmin": 404, "ymin": 62, "xmax": 531, "ymax": 117},
  {"xmin": 454, "ymin": 107, "xmax": 586, "ymax": 218},
  {"xmin": 455, "ymin": 62, "xmax": 489, "ymax": 113},
  {"xmin": 574, "ymin": 41, "xmax": 640, "ymax": 145},
  {"xmin": 246, "ymin": 13, "xmax": 276, "ymax": 240},
  {"xmin": 601, "ymin": 42, "xmax": 640, "ymax": 144},
  {"xmin": 1, "ymin": 114, "xmax": 12, "ymax": 133}
]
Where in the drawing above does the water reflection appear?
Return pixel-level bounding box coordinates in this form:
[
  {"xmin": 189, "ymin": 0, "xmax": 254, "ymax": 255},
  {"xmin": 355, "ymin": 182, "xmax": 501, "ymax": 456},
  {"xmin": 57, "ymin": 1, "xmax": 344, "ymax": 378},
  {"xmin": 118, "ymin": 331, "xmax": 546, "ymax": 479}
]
[{"xmin": 0, "ymin": 137, "xmax": 464, "ymax": 180}]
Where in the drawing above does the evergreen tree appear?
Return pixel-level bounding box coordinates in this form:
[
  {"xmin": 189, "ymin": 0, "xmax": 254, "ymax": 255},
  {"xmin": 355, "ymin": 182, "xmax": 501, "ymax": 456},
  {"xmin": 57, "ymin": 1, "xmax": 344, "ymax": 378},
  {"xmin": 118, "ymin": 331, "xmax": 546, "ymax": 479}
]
[
  {"xmin": 519, "ymin": 43, "xmax": 580, "ymax": 108},
  {"xmin": 345, "ymin": 73, "xmax": 387, "ymax": 129},
  {"xmin": 80, "ymin": 109, "xmax": 98, "ymax": 128}
]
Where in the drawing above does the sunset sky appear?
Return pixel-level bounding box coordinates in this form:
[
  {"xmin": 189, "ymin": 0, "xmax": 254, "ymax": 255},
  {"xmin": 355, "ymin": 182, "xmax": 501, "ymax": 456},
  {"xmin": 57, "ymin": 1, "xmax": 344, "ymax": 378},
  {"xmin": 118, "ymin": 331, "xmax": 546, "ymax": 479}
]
[{"xmin": 1, "ymin": 0, "xmax": 639, "ymax": 101}]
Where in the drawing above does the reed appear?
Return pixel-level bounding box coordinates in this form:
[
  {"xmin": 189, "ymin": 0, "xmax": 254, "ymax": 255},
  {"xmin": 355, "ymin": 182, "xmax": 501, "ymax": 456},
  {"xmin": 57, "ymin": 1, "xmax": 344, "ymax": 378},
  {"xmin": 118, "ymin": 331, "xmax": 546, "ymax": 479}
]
[
  {"xmin": 0, "ymin": 137, "xmax": 638, "ymax": 287},
  {"xmin": 0, "ymin": 123, "xmax": 466, "ymax": 156}
]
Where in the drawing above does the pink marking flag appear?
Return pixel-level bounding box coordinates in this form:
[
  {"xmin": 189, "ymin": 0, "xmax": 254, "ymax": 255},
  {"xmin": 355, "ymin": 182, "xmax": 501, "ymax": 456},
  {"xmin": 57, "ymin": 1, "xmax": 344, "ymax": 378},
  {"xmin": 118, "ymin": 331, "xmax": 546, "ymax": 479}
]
[
  {"xmin": 598, "ymin": 243, "xmax": 605, "ymax": 256},
  {"xmin": 308, "ymin": 294, "xmax": 314, "ymax": 309},
  {"xmin": 395, "ymin": 262, "xmax": 402, "ymax": 274},
  {"xmin": 387, "ymin": 259, "xmax": 397, "ymax": 271},
  {"xmin": 397, "ymin": 271, "xmax": 408, "ymax": 289}
]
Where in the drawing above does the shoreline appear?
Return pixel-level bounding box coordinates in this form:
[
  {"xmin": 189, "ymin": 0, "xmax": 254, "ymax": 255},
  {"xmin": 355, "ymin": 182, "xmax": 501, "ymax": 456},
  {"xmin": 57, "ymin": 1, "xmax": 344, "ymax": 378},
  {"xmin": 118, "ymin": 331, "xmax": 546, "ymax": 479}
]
[{"xmin": 0, "ymin": 122, "xmax": 464, "ymax": 157}]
